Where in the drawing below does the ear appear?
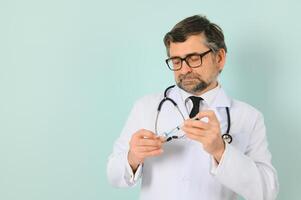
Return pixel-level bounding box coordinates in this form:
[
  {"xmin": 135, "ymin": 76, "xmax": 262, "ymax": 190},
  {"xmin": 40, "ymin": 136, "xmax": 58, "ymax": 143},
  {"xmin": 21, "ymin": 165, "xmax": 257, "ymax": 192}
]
[{"xmin": 215, "ymin": 49, "xmax": 226, "ymax": 71}]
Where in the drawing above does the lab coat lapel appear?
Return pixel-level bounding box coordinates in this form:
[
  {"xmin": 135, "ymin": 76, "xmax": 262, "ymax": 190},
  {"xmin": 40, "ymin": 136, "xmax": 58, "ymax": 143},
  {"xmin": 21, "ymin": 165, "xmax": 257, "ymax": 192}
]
[
  {"xmin": 167, "ymin": 85, "xmax": 232, "ymax": 119},
  {"xmin": 211, "ymin": 87, "xmax": 232, "ymax": 108},
  {"xmin": 209, "ymin": 87, "xmax": 233, "ymax": 136}
]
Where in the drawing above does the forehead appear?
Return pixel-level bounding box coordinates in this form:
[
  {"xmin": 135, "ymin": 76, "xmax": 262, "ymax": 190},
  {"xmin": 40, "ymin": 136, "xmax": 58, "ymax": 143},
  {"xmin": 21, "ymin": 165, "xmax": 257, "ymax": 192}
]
[{"xmin": 168, "ymin": 34, "xmax": 208, "ymax": 57}]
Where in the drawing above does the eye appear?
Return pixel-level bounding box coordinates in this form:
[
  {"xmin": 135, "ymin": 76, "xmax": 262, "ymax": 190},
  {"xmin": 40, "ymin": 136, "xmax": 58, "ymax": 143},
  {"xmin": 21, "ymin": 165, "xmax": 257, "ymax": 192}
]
[
  {"xmin": 188, "ymin": 55, "xmax": 201, "ymax": 62},
  {"xmin": 171, "ymin": 58, "xmax": 181, "ymax": 65}
]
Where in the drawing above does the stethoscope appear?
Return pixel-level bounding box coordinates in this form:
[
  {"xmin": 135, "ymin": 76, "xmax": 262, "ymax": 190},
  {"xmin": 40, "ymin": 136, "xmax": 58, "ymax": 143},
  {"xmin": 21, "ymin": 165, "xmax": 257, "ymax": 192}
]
[{"xmin": 155, "ymin": 85, "xmax": 233, "ymax": 143}]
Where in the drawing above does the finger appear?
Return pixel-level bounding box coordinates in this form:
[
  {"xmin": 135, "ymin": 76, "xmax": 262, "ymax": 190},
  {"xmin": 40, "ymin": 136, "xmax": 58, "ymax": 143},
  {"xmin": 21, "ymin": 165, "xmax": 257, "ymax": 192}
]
[
  {"xmin": 185, "ymin": 131, "xmax": 205, "ymax": 142},
  {"xmin": 137, "ymin": 138, "xmax": 163, "ymax": 147},
  {"xmin": 136, "ymin": 146, "xmax": 161, "ymax": 152},
  {"xmin": 184, "ymin": 119, "xmax": 210, "ymax": 130},
  {"xmin": 157, "ymin": 136, "xmax": 166, "ymax": 142},
  {"xmin": 136, "ymin": 129, "xmax": 157, "ymax": 139},
  {"xmin": 182, "ymin": 126, "xmax": 209, "ymax": 137},
  {"xmin": 195, "ymin": 110, "xmax": 219, "ymax": 125},
  {"xmin": 142, "ymin": 149, "xmax": 164, "ymax": 157}
]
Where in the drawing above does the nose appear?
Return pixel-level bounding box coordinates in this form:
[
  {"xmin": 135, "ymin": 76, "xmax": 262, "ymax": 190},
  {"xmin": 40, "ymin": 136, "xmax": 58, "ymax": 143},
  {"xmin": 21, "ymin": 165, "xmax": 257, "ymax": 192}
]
[{"xmin": 180, "ymin": 60, "xmax": 193, "ymax": 73}]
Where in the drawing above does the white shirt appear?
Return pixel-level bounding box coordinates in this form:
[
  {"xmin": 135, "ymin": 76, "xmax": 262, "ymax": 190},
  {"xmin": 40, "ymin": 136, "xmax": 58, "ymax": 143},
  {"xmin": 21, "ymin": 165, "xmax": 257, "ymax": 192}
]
[
  {"xmin": 107, "ymin": 85, "xmax": 279, "ymax": 200},
  {"xmin": 182, "ymin": 83, "xmax": 222, "ymax": 114}
]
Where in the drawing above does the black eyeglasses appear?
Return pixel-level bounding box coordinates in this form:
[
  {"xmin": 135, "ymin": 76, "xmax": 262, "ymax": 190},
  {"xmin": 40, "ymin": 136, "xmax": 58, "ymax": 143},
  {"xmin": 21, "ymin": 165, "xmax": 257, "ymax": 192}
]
[{"xmin": 165, "ymin": 49, "xmax": 212, "ymax": 71}]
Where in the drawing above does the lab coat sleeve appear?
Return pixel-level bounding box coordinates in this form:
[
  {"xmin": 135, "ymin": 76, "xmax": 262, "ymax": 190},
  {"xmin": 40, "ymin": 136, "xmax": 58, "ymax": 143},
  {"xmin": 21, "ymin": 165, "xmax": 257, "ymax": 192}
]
[
  {"xmin": 210, "ymin": 112, "xmax": 279, "ymax": 200},
  {"xmin": 107, "ymin": 100, "xmax": 144, "ymax": 188}
]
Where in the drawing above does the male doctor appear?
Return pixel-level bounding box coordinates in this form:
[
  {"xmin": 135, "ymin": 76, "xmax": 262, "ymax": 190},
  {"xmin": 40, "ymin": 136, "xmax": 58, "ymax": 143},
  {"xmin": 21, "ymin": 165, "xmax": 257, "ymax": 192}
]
[{"xmin": 107, "ymin": 15, "xmax": 279, "ymax": 200}]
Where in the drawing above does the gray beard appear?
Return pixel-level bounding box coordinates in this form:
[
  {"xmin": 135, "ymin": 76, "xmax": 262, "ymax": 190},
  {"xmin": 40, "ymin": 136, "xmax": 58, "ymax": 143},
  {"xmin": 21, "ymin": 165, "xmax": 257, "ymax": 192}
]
[{"xmin": 176, "ymin": 73, "xmax": 209, "ymax": 94}]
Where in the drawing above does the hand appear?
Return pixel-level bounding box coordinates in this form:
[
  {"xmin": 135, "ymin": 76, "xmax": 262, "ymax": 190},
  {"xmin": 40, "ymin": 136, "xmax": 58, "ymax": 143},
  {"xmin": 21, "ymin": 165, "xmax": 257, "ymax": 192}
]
[
  {"xmin": 182, "ymin": 110, "xmax": 225, "ymax": 162},
  {"xmin": 128, "ymin": 129, "xmax": 164, "ymax": 172}
]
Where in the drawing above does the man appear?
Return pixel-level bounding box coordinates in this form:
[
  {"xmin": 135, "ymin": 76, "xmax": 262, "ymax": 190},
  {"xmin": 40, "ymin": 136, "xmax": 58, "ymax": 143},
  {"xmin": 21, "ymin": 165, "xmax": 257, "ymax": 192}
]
[{"xmin": 107, "ymin": 15, "xmax": 279, "ymax": 200}]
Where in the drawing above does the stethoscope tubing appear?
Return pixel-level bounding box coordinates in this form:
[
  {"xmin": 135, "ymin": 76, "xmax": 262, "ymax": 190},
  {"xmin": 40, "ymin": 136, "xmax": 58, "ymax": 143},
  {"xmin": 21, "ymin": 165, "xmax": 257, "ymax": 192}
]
[{"xmin": 155, "ymin": 85, "xmax": 233, "ymax": 143}]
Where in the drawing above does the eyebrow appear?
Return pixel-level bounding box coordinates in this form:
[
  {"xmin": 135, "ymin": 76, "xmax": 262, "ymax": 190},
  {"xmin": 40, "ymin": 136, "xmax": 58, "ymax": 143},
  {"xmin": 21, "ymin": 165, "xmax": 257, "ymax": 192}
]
[{"xmin": 169, "ymin": 52, "xmax": 200, "ymax": 59}]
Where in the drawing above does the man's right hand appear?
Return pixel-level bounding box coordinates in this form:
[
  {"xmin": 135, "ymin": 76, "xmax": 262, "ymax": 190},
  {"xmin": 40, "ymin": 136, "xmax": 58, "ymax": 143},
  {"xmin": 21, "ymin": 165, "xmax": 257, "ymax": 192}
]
[{"xmin": 128, "ymin": 129, "xmax": 164, "ymax": 172}]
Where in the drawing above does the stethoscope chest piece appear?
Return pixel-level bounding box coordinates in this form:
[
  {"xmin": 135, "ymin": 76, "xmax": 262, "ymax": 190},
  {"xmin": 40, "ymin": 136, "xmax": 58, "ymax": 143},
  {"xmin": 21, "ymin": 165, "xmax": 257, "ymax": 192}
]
[{"xmin": 222, "ymin": 133, "xmax": 232, "ymax": 144}]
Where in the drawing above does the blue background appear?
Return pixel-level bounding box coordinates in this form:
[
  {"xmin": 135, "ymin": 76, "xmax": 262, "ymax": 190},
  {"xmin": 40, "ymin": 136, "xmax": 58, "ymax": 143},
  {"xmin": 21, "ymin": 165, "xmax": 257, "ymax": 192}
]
[{"xmin": 1, "ymin": 0, "xmax": 301, "ymax": 199}]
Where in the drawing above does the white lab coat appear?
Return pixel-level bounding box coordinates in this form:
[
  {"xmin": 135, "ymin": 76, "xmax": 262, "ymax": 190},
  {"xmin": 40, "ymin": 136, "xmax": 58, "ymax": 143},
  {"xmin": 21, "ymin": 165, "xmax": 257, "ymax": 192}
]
[{"xmin": 107, "ymin": 85, "xmax": 279, "ymax": 200}]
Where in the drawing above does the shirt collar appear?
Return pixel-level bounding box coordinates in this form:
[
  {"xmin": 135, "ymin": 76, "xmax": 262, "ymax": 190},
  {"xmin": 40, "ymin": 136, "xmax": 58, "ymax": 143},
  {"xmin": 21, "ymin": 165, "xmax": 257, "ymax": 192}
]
[{"xmin": 176, "ymin": 83, "xmax": 231, "ymax": 108}]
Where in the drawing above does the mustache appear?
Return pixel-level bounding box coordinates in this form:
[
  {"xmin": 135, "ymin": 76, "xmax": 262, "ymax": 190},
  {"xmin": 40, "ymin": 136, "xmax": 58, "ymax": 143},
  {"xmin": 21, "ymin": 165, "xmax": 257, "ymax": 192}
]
[{"xmin": 178, "ymin": 73, "xmax": 201, "ymax": 81}]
